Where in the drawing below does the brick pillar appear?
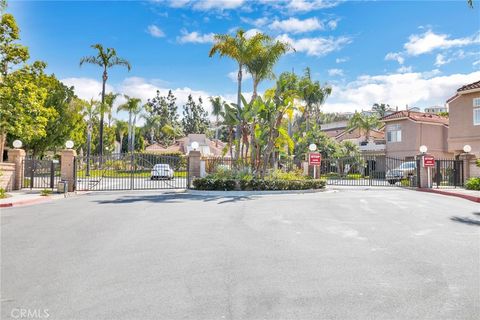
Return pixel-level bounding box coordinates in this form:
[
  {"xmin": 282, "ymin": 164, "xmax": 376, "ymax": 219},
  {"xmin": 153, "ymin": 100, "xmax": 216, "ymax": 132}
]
[
  {"xmin": 7, "ymin": 148, "xmax": 26, "ymax": 190},
  {"xmin": 60, "ymin": 149, "xmax": 76, "ymax": 192},
  {"xmin": 459, "ymin": 153, "xmax": 476, "ymax": 182},
  {"xmin": 417, "ymin": 154, "xmax": 432, "ymax": 188},
  {"xmin": 188, "ymin": 151, "xmax": 201, "ymax": 188}
]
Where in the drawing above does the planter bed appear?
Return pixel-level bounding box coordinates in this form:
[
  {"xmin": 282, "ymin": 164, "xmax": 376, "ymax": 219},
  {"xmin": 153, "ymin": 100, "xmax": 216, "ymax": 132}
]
[{"xmin": 192, "ymin": 178, "xmax": 326, "ymax": 191}]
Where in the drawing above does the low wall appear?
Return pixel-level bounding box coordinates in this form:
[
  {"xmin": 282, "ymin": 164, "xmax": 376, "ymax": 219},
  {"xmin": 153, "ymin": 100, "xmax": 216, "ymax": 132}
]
[{"xmin": 0, "ymin": 162, "xmax": 15, "ymax": 191}]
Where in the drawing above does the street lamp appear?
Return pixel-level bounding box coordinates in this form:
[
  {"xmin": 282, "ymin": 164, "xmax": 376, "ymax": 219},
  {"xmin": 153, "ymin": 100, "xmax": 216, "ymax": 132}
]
[
  {"xmin": 191, "ymin": 141, "xmax": 199, "ymax": 151},
  {"xmin": 308, "ymin": 143, "xmax": 317, "ymax": 152},
  {"xmin": 65, "ymin": 140, "xmax": 74, "ymax": 149},
  {"xmin": 463, "ymin": 145, "xmax": 472, "ymax": 153},
  {"xmin": 419, "ymin": 145, "xmax": 428, "ymax": 154},
  {"xmin": 12, "ymin": 140, "xmax": 22, "ymax": 149}
]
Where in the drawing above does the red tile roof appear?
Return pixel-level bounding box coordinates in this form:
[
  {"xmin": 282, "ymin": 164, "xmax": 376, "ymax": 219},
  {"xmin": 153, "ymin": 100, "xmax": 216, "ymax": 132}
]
[
  {"xmin": 382, "ymin": 111, "xmax": 448, "ymax": 125},
  {"xmin": 457, "ymin": 80, "xmax": 480, "ymax": 92}
]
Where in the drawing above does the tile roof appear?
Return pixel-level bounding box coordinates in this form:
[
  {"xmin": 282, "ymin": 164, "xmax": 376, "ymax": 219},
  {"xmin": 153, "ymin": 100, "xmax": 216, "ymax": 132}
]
[
  {"xmin": 457, "ymin": 80, "xmax": 480, "ymax": 92},
  {"xmin": 382, "ymin": 111, "xmax": 449, "ymax": 125},
  {"xmin": 336, "ymin": 127, "xmax": 384, "ymax": 141}
]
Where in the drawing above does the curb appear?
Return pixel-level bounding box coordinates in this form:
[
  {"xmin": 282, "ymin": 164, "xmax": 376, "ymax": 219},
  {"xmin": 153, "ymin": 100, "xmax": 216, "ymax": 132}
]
[
  {"xmin": 0, "ymin": 193, "xmax": 70, "ymax": 208},
  {"xmin": 418, "ymin": 188, "xmax": 480, "ymax": 203},
  {"xmin": 186, "ymin": 188, "xmax": 332, "ymax": 196}
]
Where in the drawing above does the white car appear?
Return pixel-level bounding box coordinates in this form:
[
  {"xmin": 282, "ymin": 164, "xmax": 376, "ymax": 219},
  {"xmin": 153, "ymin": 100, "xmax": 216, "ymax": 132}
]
[
  {"xmin": 386, "ymin": 161, "xmax": 417, "ymax": 184},
  {"xmin": 150, "ymin": 164, "xmax": 174, "ymax": 180}
]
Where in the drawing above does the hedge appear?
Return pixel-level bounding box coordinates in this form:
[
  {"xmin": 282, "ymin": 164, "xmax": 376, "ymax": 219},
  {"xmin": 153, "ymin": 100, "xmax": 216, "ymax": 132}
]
[
  {"xmin": 465, "ymin": 177, "xmax": 480, "ymax": 190},
  {"xmin": 193, "ymin": 178, "xmax": 326, "ymax": 191}
]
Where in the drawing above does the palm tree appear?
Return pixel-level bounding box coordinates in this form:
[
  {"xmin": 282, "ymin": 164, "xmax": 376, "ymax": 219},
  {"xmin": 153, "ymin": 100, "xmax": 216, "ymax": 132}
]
[
  {"xmin": 209, "ymin": 96, "xmax": 226, "ymax": 140},
  {"xmin": 103, "ymin": 92, "xmax": 120, "ymax": 127},
  {"xmin": 209, "ymin": 29, "xmax": 267, "ymax": 155},
  {"xmin": 299, "ymin": 68, "xmax": 332, "ymax": 131},
  {"xmin": 115, "ymin": 120, "xmax": 128, "ymax": 153},
  {"xmin": 80, "ymin": 44, "xmax": 131, "ymax": 156},
  {"xmin": 141, "ymin": 113, "xmax": 162, "ymax": 145},
  {"xmin": 82, "ymin": 99, "xmax": 99, "ymax": 176},
  {"xmin": 347, "ymin": 112, "xmax": 380, "ymax": 142},
  {"xmin": 468, "ymin": 0, "xmax": 473, "ymax": 8},
  {"xmin": 372, "ymin": 103, "xmax": 390, "ymax": 118},
  {"xmin": 117, "ymin": 95, "xmax": 143, "ymax": 152},
  {"xmin": 245, "ymin": 38, "xmax": 293, "ymax": 101}
]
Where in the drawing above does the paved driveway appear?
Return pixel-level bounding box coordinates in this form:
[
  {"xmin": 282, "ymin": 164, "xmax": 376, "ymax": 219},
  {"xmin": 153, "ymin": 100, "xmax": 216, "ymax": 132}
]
[{"xmin": 1, "ymin": 188, "xmax": 479, "ymax": 320}]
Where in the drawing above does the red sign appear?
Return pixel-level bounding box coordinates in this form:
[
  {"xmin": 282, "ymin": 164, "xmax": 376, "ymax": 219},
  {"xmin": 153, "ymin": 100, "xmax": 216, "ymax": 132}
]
[
  {"xmin": 423, "ymin": 155, "xmax": 435, "ymax": 167},
  {"xmin": 309, "ymin": 152, "xmax": 322, "ymax": 165}
]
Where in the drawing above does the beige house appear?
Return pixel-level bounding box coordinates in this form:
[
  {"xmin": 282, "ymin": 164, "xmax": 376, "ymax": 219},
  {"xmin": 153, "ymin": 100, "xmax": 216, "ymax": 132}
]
[
  {"xmin": 382, "ymin": 111, "xmax": 451, "ymax": 159},
  {"xmin": 446, "ymin": 80, "xmax": 480, "ymax": 157},
  {"xmin": 145, "ymin": 134, "xmax": 226, "ymax": 157},
  {"xmin": 335, "ymin": 127, "xmax": 386, "ymax": 155}
]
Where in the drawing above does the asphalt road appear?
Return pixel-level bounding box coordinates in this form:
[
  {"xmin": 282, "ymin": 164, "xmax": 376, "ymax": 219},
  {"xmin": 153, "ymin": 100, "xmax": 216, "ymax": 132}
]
[
  {"xmin": 1, "ymin": 188, "xmax": 479, "ymax": 320},
  {"xmin": 76, "ymin": 177, "xmax": 188, "ymax": 191}
]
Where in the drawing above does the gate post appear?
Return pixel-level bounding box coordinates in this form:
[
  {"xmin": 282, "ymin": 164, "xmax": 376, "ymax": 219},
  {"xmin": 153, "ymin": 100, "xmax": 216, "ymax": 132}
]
[
  {"xmin": 60, "ymin": 149, "xmax": 77, "ymax": 192},
  {"xmin": 459, "ymin": 153, "xmax": 475, "ymax": 183},
  {"xmin": 416, "ymin": 154, "xmax": 432, "ymax": 188},
  {"xmin": 7, "ymin": 148, "xmax": 26, "ymax": 190},
  {"xmin": 188, "ymin": 151, "xmax": 201, "ymax": 188}
]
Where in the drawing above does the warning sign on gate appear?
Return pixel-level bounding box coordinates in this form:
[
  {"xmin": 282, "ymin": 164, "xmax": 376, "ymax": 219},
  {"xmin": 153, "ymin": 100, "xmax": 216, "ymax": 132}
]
[
  {"xmin": 422, "ymin": 155, "xmax": 435, "ymax": 167},
  {"xmin": 308, "ymin": 152, "xmax": 322, "ymax": 165}
]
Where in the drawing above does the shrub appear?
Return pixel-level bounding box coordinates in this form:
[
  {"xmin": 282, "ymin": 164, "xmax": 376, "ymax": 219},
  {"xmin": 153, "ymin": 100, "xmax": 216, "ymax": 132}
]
[
  {"xmin": 193, "ymin": 177, "xmax": 326, "ymax": 191},
  {"xmin": 465, "ymin": 177, "xmax": 480, "ymax": 190},
  {"xmin": 40, "ymin": 189, "xmax": 53, "ymax": 196},
  {"xmin": 346, "ymin": 173, "xmax": 362, "ymax": 180},
  {"xmin": 0, "ymin": 188, "xmax": 7, "ymax": 199}
]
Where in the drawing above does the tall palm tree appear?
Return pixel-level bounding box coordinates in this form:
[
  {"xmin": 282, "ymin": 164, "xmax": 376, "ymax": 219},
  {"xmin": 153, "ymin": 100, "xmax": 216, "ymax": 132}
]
[
  {"xmin": 82, "ymin": 99, "xmax": 99, "ymax": 176},
  {"xmin": 299, "ymin": 68, "xmax": 332, "ymax": 131},
  {"xmin": 245, "ymin": 38, "xmax": 293, "ymax": 101},
  {"xmin": 209, "ymin": 29, "xmax": 267, "ymax": 154},
  {"xmin": 115, "ymin": 120, "xmax": 128, "ymax": 153},
  {"xmin": 209, "ymin": 96, "xmax": 226, "ymax": 140},
  {"xmin": 347, "ymin": 112, "xmax": 380, "ymax": 142},
  {"xmin": 80, "ymin": 44, "xmax": 131, "ymax": 156},
  {"xmin": 117, "ymin": 95, "xmax": 143, "ymax": 152},
  {"xmin": 103, "ymin": 92, "xmax": 120, "ymax": 127}
]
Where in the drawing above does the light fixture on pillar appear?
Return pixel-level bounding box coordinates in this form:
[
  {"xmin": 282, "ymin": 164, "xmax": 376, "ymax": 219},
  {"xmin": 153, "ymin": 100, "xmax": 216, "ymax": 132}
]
[
  {"xmin": 65, "ymin": 140, "xmax": 74, "ymax": 149},
  {"xmin": 308, "ymin": 143, "xmax": 317, "ymax": 152},
  {"xmin": 12, "ymin": 140, "xmax": 22, "ymax": 149},
  {"xmin": 191, "ymin": 141, "xmax": 199, "ymax": 151},
  {"xmin": 419, "ymin": 145, "xmax": 428, "ymax": 154},
  {"xmin": 463, "ymin": 145, "xmax": 472, "ymax": 153}
]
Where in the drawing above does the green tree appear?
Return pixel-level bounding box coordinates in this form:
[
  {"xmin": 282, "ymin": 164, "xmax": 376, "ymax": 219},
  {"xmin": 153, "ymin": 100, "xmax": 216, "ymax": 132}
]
[
  {"xmin": 209, "ymin": 96, "xmax": 226, "ymax": 140},
  {"xmin": 298, "ymin": 67, "xmax": 331, "ymax": 131},
  {"xmin": 372, "ymin": 103, "xmax": 390, "ymax": 118},
  {"xmin": 468, "ymin": 0, "xmax": 473, "ymax": 8},
  {"xmin": 82, "ymin": 98, "xmax": 99, "ymax": 169},
  {"xmin": 80, "ymin": 44, "xmax": 131, "ymax": 156},
  {"xmin": 347, "ymin": 112, "xmax": 380, "ymax": 142},
  {"xmin": 103, "ymin": 92, "xmax": 120, "ymax": 127},
  {"xmin": 115, "ymin": 120, "xmax": 128, "ymax": 153},
  {"xmin": 182, "ymin": 95, "xmax": 209, "ymax": 135},
  {"xmin": 117, "ymin": 95, "xmax": 143, "ymax": 152}
]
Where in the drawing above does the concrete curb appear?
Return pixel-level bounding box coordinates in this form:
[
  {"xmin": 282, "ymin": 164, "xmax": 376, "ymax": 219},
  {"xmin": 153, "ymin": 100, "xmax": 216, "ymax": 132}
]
[
  {"xmin": 418, "ymin": 188, "xmax": 480, "ymax": 203},
  {"xmin": 0, "ymin": 195, "xmax": 58, "ymax": 208},
  {"xmin": 186, "ymin": 188, "xmax": 332, "ymax": 196}
]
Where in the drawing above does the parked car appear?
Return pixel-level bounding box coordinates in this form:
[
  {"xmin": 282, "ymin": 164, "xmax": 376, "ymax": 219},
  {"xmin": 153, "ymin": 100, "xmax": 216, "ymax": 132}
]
[
  {"xmin": 386, "ymin": 161, "xmax": 417, "ymax": 184},
  {"xmin": 150, "ymin": 164, "xmax": 174, "ymax": 180}
]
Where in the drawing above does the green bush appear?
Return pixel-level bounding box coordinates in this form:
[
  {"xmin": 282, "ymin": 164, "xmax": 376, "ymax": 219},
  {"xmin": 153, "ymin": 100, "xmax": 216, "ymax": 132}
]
[
  {"xmin": 465, "ymin": 177, "xmax": 480, "ymax": 190},
  {"xmin": 346, "ymin": 173, "xmax": 362, "ymax": 180},
  {"xmin": 193, "ymin": 177, "xmax": 326, "ymax": 191},
  {"xmin": 40, "ymin": 189, "xmax": 53, "ymax": 196},
  {"xmin": 0, "ymin": 188, "xmax": 7, "ymax": 199}
]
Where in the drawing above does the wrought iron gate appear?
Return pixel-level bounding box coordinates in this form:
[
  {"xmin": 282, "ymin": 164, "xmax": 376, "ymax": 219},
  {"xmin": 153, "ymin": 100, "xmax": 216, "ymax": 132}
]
[
  {"xmin": 74, "ymin": 152, "xmax": 188, "ymax": 191},
  {"xmin": 318, "ymin": 156, "xmax": 419, "ymax": 187},
  {"xmin": 432, "ymin": 159, "xmax": 464, "ymax": 188},
  {"xmin": 22, "ymin": 159, "xmax": 61, "ymax": 189}
]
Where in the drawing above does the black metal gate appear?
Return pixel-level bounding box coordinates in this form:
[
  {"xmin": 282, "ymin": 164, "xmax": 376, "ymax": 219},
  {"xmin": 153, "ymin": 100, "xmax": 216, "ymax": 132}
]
[
  {"xmin": 318, "ymin": 155, "xmax": 419, "ymax": 187},
  {"xmin": 432, "ymin": 159, "xmax": 464, "ymax": 188},
  {"xmin": 74, "ymin": 152, "xmax": 188, "ymax": 191},
  {"xmin": 22, "ymin": 159, "xmax": 61, "ymax": 189}
]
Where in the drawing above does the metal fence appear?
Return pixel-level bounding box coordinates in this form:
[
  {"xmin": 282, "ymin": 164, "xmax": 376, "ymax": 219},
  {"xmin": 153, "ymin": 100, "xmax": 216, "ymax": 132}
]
[
  {"xmin": 75, "ymin": 152, "xmax": 188, "ymax": 191},
  {"xmin": 432, "ymin": 159, "xmax": 464, "ymax": 188},
  {"xmin": 22, "ymin": 159, "xmax": 61, "ymax": 189},
  {"xmin": 201, "ymin": 156, "xmax": 303, "ymax": 175}
]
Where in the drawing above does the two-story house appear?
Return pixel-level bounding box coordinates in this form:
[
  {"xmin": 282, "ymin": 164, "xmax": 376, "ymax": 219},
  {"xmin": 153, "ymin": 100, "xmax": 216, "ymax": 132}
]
[
  {"xmin": 382, "ymin": 111, "xmax": 451, "ymax": 159},
  {"xmin": 447, "ymin": 80, "xmax": 480, "ymax": 157}
]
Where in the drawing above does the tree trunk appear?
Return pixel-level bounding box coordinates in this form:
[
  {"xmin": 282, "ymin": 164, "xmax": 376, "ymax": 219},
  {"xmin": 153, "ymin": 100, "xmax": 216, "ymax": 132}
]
[
  {"xmin": 0, "ymin": 130, "xmax": 5, "ymax": 162},
  {"xmin": 99, "ymin": 70, "xmax": 107, "ymax": 160},
  {"xmin": 235, "ymin": 64, "xmax": 242, "ymax": 159},
  {"xmin": 131, "ymin": 115, "xmax": 136, "ymax": 153},
  {"xmin": 127, "ymin": 112, "xmax": 132, "ymax": 153},
  {"xmin": 86, "ymin": 128, "xmax": 92, "ymax": 176}
]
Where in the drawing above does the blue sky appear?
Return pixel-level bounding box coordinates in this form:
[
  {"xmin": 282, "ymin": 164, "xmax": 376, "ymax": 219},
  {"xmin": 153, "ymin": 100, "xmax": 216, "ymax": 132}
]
[{"xmin": 9, "ymin": 0, "xmax": 480, "ymax": 113}]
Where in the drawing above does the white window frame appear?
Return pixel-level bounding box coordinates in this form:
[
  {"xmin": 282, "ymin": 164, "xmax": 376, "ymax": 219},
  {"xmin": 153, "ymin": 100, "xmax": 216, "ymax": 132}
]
[
  {"xmin": 473, "ymin": 98, "xmax": 480, "ymax": 108},
  {"xmin": 474, "ymin": 107, "xmax": 480, "ymax": 126},
  {"xmin": 387, "ymin": 124, "xmax": 402, "ymax": 143}
]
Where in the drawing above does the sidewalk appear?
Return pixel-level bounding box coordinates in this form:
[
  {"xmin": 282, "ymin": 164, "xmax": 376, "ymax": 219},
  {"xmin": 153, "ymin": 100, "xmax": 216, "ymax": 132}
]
[
  {"xmin": 418, "ymin": 187, "xmax": 480, "ymax": 203},
  {"xmin": 0, "ymin": 190, "xmax": 66, "ymax": 208}
]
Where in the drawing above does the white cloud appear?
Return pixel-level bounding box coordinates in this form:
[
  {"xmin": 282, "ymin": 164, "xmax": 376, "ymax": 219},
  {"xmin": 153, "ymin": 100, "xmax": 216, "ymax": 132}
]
[
  {"xmin": 434, "ymin": 50, "xmax": 477, "ymax": 67},
  {"xmin": 335, "ymin": 57, "xmax": 349, "ymax": 63},
  {"xmin": 404, "ymin": 30, "xmax": 480, "ymax": 56},
  {"xmin": 396, "ymin": 66, "xmax": 412, "ymax": 73},
  {"xmin": 227, "ymin": 68, "xmax": 252, "ymax": 82},
  {"xmin": 328, "ymin": 68, "xmax": 344, "ymax": 76},
  {"xmin": 276, "ymin": 34, "xmax": 351, "ymax": 57},
  {"xmin": 61, "ymin": 77, "xmax": 114, "ymax": 101},
  {"xmin": 434, "ymin": 54, "xmax": 448, "ymax": 66},
  {"xmin": 473, "ymin": 60, "xmax": 480, "ymax": 66},
  {"xmin": 177, "ymin": 30, "xmax": 215, "ymax": 44},
  {"xmin": 167, "ymin": 0, "xmax": 244, "ymax": 10},
  {"xmin": 327, "ymin": 19, "xmax": 338, "ymax": 30},
  {"xmin": 284, "ymin": 0, "xmax": 341, "ymax": 12},
  {"xmin": 385, "ymin": 52, "xmax": 404, "ymax": 65},
  {"xmin": 245, "ymin": 28, "xmax": 262, "ymax": 38},
  {"xmin": 240, "ymin": 16, "xmax": 269, "ymax": 27},
  {"xmin": 147, "ymin": 25, "xmax": 165, "ymax": 38},
  {"xmin": 322, "ymin": 71, "xmax": 480, "ymax": 112},
  {"xmin": 270, "ymin": 17, "xmax": 323, "ymax": 34}
]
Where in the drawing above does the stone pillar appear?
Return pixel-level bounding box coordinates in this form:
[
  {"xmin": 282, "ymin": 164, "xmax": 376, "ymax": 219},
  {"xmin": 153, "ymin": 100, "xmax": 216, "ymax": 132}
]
[
  {"xmin": 417, "ymin": 154, "xmax": 432, "ymax": 188},
  {"xmin": 459, "ymin": 153, "xmax": 476, "ymax": 182},
  {"xmin": 7, "ymin": 148, "xmax": 26, "ymax": 190},
  {"xmin": 60, "ymin": 149, "xmax": 76, "ymax": 192},
  {"xmin": 188, "ymin": 150, "xmax": 201, "ymax": 188}
]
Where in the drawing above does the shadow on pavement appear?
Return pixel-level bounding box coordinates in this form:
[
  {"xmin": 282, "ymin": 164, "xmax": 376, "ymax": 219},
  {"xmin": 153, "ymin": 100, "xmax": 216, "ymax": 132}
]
[
  {"xmin": 91, "ymin": 192, "xmax": 255, "ymax": 205},
  {"xmin": 450, "ymin": 215, "xmax": 480, "ymax": 226}
]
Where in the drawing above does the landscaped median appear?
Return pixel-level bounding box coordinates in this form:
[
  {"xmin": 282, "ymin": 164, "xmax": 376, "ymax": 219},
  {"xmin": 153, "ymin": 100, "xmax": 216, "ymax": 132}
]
[{"xmin": 192, "ymin": 168, "xmax": 326, "ymax": 191}]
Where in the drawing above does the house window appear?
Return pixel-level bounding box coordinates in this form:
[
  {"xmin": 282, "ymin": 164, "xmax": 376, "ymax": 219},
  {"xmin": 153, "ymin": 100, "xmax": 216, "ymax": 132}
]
[
  {"xmin": 474, "ymin": 98, "xmax": 480, "ymax": 107},
  {"xmin": 387, "ymin": 124, "xmax": 402, "ymax": 143},
  {"xmin": 474, "ymin": 108, "xmax": 480, "ymax": 126}
]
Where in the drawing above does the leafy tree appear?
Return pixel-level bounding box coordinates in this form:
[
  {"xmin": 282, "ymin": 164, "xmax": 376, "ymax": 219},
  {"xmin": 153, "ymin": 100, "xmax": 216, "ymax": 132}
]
[
  {"xmin": 103, "ymin": 92, "xmax": 120, "ymax": 127},
  {"xmin": 0, "ymin": 10, "xmax": 29, "ymax": 76},
  {"xmin": 347, "ymin": 112, "xmax": 380, "ymax": 142},
  {"xmin": 115, "ymin": 120, "xmax": 128, "ymax": 153},
  {"xmin": 82, "ymin": 98, "xmax": 99, "ymax": 166},
  {"xmin": 298, "ymin": 67, "xmax": 331, "ymax": 131},
  {"xmin": 117, "ymin": 95, "xmax": 143, "ymax": 152},
  {"xmin": 209, "ymin": 96, "xmax": 226, "ymax": 140},
  {"xmin": 372, "ymin": 103, "xmax": 391, "ymax": 118},
  {"xmin": 294, "ymin": 124, "xmax": 339, "ymax": 160},
  {"xmin": 80, "ymin": 44, "xmax": 131, "ymax": 156},
  {"xmin": 182, "ymin": 95, "xmax": 209, "ymax": 135},
  {"xmin": 144, "ymin": 90, "xmax": 182, "ymax": 145}
]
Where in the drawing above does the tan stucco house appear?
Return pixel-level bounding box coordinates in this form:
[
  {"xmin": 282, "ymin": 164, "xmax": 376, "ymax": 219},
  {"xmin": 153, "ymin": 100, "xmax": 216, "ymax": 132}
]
[
  {"xmin": 145, "ymin": 134, "xmax": 226, "ymax": 157},
  {"xmin": 446, "ymin": 80, "xmax": 480, "ymax": 157},
  {"xmin": 382, "ymin": 111, "xmax": 451, "ymax": 159}
]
